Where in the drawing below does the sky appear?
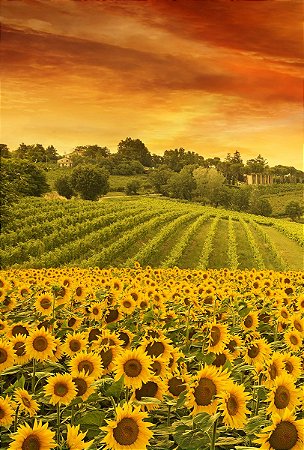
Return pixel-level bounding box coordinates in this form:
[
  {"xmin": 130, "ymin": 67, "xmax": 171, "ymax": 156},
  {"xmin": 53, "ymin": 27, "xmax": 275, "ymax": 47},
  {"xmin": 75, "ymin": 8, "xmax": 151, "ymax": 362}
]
[{"xmin": 1, "ymin": 0, "xmax": 303, "ymax": 168}]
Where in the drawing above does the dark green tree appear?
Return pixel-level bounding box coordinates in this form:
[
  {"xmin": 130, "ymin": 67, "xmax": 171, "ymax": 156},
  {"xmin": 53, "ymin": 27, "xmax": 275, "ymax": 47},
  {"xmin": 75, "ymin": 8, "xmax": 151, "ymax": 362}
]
[
  {"xmin": 70, "ymin": 164, "xmax": 109, "ymax": 200},
  {"xmin": 285, "ymin": 201, "xmax": 302, "ymax": 221},
  {"xmin": 0, "ymin": 144, "xmax": 11, "ymax": 158},
  {"xmin": 149, "ymin": 165, "xmax": 174, "ymax": 195},
  {"xmin": 166, "ymin": 166, "xmax": 196, "ymax": 200},
  {"xmin": 163, "ymin": 148, "xmax": 204, "ymax": 172},
  {"xmin": 219, "ymin": 151, "xmax": 244, "ymax": 184},
  {"xmin": 125, "ymin": 180, "xmax": 140, "ymax": 195},
  {"xmin": 1, "ymin": 159, "xmax": 49, "ymax": 197},
  {"xmin": 55, "ymin": 176, "xmax": 74, "ymax": 199},
  {"xmin": 117, "ymin": 138, "xmax": 152, "ymax": 167},
  {"xmin": 245, "ymin": 154, "xmax": 268, "ymax": 174}
]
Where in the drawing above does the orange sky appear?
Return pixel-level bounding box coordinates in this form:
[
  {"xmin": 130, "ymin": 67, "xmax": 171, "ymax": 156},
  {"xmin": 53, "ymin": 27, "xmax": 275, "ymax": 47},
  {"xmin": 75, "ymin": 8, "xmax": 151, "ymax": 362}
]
[{"xmin": 1, "ymin": 0, "xmax": 303, "ymax": 168}]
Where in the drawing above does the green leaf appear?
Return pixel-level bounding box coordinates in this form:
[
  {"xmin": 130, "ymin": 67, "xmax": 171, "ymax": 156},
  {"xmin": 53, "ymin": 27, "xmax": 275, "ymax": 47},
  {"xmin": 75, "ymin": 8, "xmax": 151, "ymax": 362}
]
[
  {"xmin": 193, "ymin": 412, "xmax": 213, "ymax": 430},
  {"xmin": 77, "ymin": 410, "xmax": 105, "ymax": 427},
  {"xmin": 105, "ymin": 376, "xmax": 124, "ymax": 397}
]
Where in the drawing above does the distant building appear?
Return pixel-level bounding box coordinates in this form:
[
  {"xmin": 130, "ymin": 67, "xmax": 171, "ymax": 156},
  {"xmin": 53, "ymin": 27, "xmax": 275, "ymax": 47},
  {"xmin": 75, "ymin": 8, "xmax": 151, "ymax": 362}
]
[
  {"xmin": 245, "ymin": 173, "xmax": 273, "ymax": 185},
  {"xmin": 57, "ymin": 157, "xmax": 73, "ymax": 168}
]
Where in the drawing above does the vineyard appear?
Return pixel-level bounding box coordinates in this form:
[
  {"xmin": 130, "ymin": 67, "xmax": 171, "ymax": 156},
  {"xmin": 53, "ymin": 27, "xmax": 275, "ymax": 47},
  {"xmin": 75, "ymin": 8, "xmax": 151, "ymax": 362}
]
[{"xmin": 1, "ymin": 197, "xmax": 303, "ymax": 270}]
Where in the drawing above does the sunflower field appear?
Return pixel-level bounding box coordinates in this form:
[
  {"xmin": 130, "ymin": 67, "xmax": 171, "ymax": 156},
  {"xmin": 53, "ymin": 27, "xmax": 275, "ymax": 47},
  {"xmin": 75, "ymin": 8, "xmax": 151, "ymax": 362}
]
[{"xmin": 0, "ymin": 267, "xmax": 303, "ymax": 450}]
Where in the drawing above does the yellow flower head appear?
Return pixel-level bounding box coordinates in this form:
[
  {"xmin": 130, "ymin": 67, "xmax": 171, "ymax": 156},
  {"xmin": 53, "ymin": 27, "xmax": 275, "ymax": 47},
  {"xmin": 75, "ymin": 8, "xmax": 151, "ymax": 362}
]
[
  {"xmin": 25, "ymin": 328, "xmax": 56, "ymax": 362},
  {"xmin": 102, "ymin": 403, "xmax": 153, "ymax": 450},
  {"xmin": 66, "ymin": 424, "xmax": 94, "ymax": 450},
  {"xmin": 266, "ymin": 373, "xmax": 299, "ymax": 417},
  {"xmin": 14, "ymin": 388, "xmax": 39, "ymax": 417},
  {"xmin": 45, "ymin": 373, "xmax": 77, "ymax": 406},
  {"xmin": 9, "ymin": 419, "xmax": 56, "ymax": 450},
  {"xmin": 70, "ymin": 351, "xmax": 103, "ymax": 380},
  {"xmin": 113, "ymin": 348, "xmax": 152, "ymax": 390},
  {"xmin": 218, "ymin": 381, "xmax": 250, "ymax": 429},
  {"xmin": 0, "ymin": 396, "xmax": 14, "ymax": 428},
  {"xmin": 0, "ymin": 338, "xmax": 15, "ymax": 372}
]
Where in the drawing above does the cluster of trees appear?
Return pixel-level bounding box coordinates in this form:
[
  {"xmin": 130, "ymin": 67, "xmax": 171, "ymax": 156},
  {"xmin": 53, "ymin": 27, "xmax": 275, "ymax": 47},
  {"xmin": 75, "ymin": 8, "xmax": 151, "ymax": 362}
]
[{"xmin": 1, "ymin": 143, "xmax": 60, "ymax": 162}]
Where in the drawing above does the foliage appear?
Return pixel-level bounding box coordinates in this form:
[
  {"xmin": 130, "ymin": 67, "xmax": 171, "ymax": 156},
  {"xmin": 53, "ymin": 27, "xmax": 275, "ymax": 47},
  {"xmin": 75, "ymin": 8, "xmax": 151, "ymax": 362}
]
[
  {"xmin": 163, "ymin": 148, "xmax": 205, "ymax": 171},
  {"xmin": 285, "ymin": 201, "xmax": 302, "ymax": 221},
  {"xmin": 125, "ymin": 180, "xmax": 140, "ymax": 195},
  {"xmin": 149, "ymin": 166, "xmax": 174, "ymax": 195},
  {"xmin": 54, "ymin": 175, "xmax": 75, "ymax": 199},
  {"xmin": 117, "ymin": 137, "xmax": 153, "ymax": 167},
  {"xmin": 193, "ymin": 167, "xmax": 226, "ymax": 206},
  {"xmin": 166, "ymin": 166, "xmax": 196, "ymax": 200},
  {"xmin": 70, "ymin": 164, "xmax": 109, "ymax": 200},
  {"xmin": 14, "ymin": 143, "xmax": 60, "ymax": 162}
]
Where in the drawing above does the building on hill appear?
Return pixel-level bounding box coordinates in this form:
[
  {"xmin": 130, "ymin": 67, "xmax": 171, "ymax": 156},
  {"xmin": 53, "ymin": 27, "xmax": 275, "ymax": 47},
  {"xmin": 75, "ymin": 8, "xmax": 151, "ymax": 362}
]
[
  {"xmin": 57, "ymin": 157, "xmax": 73, "ymax": 167},
  {"xmin": 245, "ymin": 173, "xmax": 273, "ymax": 185}
]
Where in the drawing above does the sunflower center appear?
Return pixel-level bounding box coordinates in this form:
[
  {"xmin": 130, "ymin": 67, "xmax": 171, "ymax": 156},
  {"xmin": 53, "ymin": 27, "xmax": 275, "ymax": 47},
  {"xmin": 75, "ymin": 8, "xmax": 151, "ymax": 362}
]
[
  {"xmin": 248, "ymin": 344, "xmax": 259, "ymax": 359},
  {"xmin": 123, "ymin": 301, "xmax": 132, "ymax": 308},
  {"xmin": 269, "ymin": 363, "xmax": 278, "ymax": 380},
  {"xmin": 151, "ymin": 360, "xmax": 161, "ymax": 375},
  {"xmin": 68, "ymin": 318, "xmax": 76, "ymax": 327},
  {"xmin": 194, "ymin": 377, "xmax": 216, "ymax": 406},
  {"xmin": 118, "ymin": 332, "xmax": 130, "ymax": 348},
  {"xmin": 210, "ymin": 326, "xmax": 221, "ymax": 346},
  {"xmin": 14, "ymin": 341, "xmax": 25, "ymax": 356},
  {"xmin": 40, "ymin": 298, "xmax": 51, "ymax": 309},
  {"xmin": 101, "ymin": 338, "xmax": 115, "ymax": 346},
  {"xmin": 73, "ymin": 378, "xmax": 88, "ymax": 396},
  {"xmin": 12, "ymin": 325, "xmax": 29, "ymax": 337},
  {"xmin": 289, "ymin": 335, "xmax": 298, "ymax": 346},
  {"xmin": 268, "ymin": 421, "xmax": 298, "ymax": 450},
  {"xmin": 0, "ymin": 323, "xmax": 4, "ymax": 330},
  {"xmin": 294, "ymin": 321, "xmax": 303, "ymax": 332},
  {"xmin": 146, "ymin": 341, "xmax": 165, "ymax": 357},
  {"xmin": 88, "ymin": 328, "xmax": 102, "ymax": 342},
  {"xmin": 227, "ymin": 339, "xmax": 237, "ymax": 353},
  {"xmin": 124, "ymin": 359, "xmax": 142, "ymax": 377},
  {"xmin": 0, "ymin": 348, "xmax": 8, "ymax": 363},
  {"xmin": 135, "ymin": 381, "xmax": 158, "ymax": 400},
  {"xmin": 99, "ymin": 348, "xmax": 113, "ymax": 369},
  {"xmin": 226, "ymin": 394, "xmax": 238, "ymax": 416},
  {"xmin": 244, "ymin": 316, "xmax": 253, "ymax": 328},
  {"xmin": 168, "ymin": 377, "xmax": 185, "ymax": 396},
  {"xmin": 281, "ymin": 311, "xmax": 288, "ymax": 319},
  {"xmin": 78, "ymin": 360, "xmax": 94, "ymax": 375},
  {"xmin": 76, "ymin": 287, "xmax": 83, "ymax": 297},
  {"xmin": 284, "ymin": 361, "xmax": 293, "ymax": 374},
  {"xmin": 22, "ymin": 397, "xmax": 32, "ymax": 408},
  {"xmin": 54, "ymin": 382, "xmax": 69, "ymax": 397},
  {"xmin": 33, "ymin": 336, "xmax": 48, "ymax": 352},
  {"xmin": 0, "ymin": 407, "xmax": 4, "ymax": 419},
  {"xmin": 105, "ymin": 309, "xmax": 119, "ymax": 323},
  {"xmin": 274, "ymin": 386, "xmax": 290, "ymax": 409},
  {"xmin": 22, "ymin": 434, "xmax": 41, "ymax": 450},
  {"xmin": 113, "ymin": 417, "xmax": 139, "ymax": 446},
  {"xmin": 92, "ymin": 307, "xmax": 99, "ymax": 315},
  {"xmin": 212, "ymin": 353, "xmax": 227, "ymax": 367},
  {"xmin": 69, "ymin": 340, "xmax": 81, "ymax": 352}
]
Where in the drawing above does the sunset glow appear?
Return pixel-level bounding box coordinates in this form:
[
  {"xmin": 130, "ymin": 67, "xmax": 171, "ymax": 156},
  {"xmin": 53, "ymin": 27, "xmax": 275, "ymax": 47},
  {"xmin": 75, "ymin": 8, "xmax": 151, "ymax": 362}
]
[{"xmin": 1, "ymin": 0, "xmax": 303, "ymax": 168}]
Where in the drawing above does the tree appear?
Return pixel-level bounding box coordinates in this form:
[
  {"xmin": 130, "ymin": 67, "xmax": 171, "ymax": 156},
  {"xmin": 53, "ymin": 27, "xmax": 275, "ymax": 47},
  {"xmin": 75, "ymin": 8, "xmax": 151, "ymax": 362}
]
[
  {"xmin": 245, "ymin": 154, "xmax": 268, "ymax": 174},
  {"xmin": 117, "ymin": 138, "xmax": 152, "ymax": 167},
  {"xmin": 249, "ymin": 189, "xmax": 272, "ymax": 216},
  {"xmin": 163, "ymin": 148, "xmax": 204, "ymax": 172},
  {"xmin": 1, "ymin": 159, "xmax": 49, "ymax": 197},
  {"xmin": 70, "ymin": 164, "xmax": 109, "ymax": 200},
  {"xmin": 125, "ymin": 180, "xmax": 140, "ymax": 195},
  {"xmin": 166, "ymin": 166, "xmax": 196, "ymax": 200},
  {"xmin": 55, "ymin": 176, "xmax": 74, "ymax": 199},
  {"xmin": 193, "ymin": 167, "xmax": 226, "ymax": 206},
  {"xmin": 0, "ymin": 144, "xmax": 11, "ymax": 158},
  {"xmin": 14, "ymin": 143, "xmax": 60, "ymax": 162},
  {"xmin": 285, "ymin": 201, "xmax": 302, "ymax": 221},
  {"xmin": 231, "ymin": 186, "xmax": 251, "ymax": 211},
  {"xmin": 219, "ymin": 151, "xmax": 244, "ymax": 184},
  {"xmin": 149, "ymin": 165, "xmax": 174, "ymax": 195}
]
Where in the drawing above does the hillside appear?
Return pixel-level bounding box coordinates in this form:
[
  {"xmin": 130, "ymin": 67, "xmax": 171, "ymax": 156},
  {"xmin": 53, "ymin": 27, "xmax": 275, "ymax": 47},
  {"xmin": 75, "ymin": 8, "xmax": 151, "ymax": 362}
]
[{"xmin": 1, "ymin": 196, "xmax": 303, "ymax": 270}]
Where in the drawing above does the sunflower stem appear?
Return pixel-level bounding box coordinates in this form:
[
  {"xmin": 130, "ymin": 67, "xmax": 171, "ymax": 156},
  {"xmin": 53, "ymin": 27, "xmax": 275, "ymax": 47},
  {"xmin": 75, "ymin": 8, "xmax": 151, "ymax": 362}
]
[
  {"xmin": 210, "ymin": 417, "xmax": 218, "ymax": 450},
  {"xmin": 110, "ymin": 396, "xmax": 117, "ymax": 415},
  {"xmin": 13, "ymin": 405, "xmax": 20, "ymax": 432},
  {"xmin": 167, "ymin": 404, "xmax": 171, "ymax": 427},
  {"xmin": 254, "ymin": 373, "xmax": 263, "ymax": 416},
  {"xmin": 71, "ymin": 404, "xmax": 74, "ymax": 425},
  {"xmin": 56, "ymin": 404, "xmax": 61, "ymax": 443},
  {"xmin": 31, "ymin": 358, "xmax": 36, "ymax": 394}
]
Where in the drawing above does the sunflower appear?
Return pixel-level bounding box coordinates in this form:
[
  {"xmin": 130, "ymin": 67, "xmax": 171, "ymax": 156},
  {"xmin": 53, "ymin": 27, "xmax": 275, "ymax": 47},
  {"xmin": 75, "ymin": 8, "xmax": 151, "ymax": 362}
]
[
  {"xmin": 62, "ymin": 332, "xmax": 87, "ymax": 357},
  {"xmin": 2, "ymin": 293, "xmax": 17, "ymax": 312},
  {"xmin": 0, "ymin": 319, "xmax": 9, "ymax": 335},
  {"xmin": 0, "ymin": 396, "xmax": 14, "ymax": 427},
  {"xmin": 113, "ymin": 348, "xmax": 152, "ymax": 390},
  {"xmin": 70, "ymin": 351, "xmax": 103, "ymax": 380},
  {"xmin": 66, "ymin": 424, "xmax": 93, "ymax": 450},
  {"xmin": 242, "ymin": 311, "xmax": 259, "ymax": 332},
  {"xmin": 67, "ymin": 316, "xmax": 83, "ymax": 331},
  {"xmin": 34, "ymin": 294, "xmax": 54, "ymax": 316},
  {"xmin": 296, "ymin": 295, "xmax": 304, "ymax": 311},
  {"xmin": 266, "ymin": 373, "xmax": 299, "ymax": 416},
  {"xmin": 256, "ymin": 410, "xmax": 304, "ymax": 450},
  {"xmin": 73, "ymin": 285, "xmax": 87, "ymax": 302},
  {"xmin": 72, "ymin": 373, "xmax": 95, "ymax": 401},
  {"xmin": 225, "ymin": 335, "xmax": 243, "ymax": 358},
  {"xmin": 206, "ymin": 322, "xmax": 229, "ymax": 355},
  {"xmin": 119, "ymin": 295, "xmax": 137, "ymax": 315},
  {"xmin": 278, "ymin": 306, "xmax": 290, "ymax": 323},
  {"xmin": 290, "ymin": 313, "xmax": 304, "ymax": 336},
  {"xmin": 14, "ymin": 388, "xmax": 39, "ymax": 417},
  {"xmin": 8, "ymin": 322, "xmax": 31, "ymax": 338},
  {"xmin": 0, "ymin": 338, "xmax": 15, "ymax": 372},
  {"xmin": 150, "ymin": 357, "xmax": 168, "ymax": 379},
  {"xmin": 8, "ymin": 419, "xmax": 56, "ymax": 450},
  {"xmin": 26, "ymin": 328, "xmax": 56, "ymax": 362},
  {"xmin": 141, "ymin": 337, "xmax": 173, "ymax": 360},
  {"xmin": 92, "ymin": 330, "xmax": 123, "ymax": 348},
  {"xmin": 132, "ymin": 376, "xmax": 166, "ymax": 410},
  {"xmin": 244, "ymin": 338, "xmax": 271, "ymax": 368},
  {"xmin": 117, "ymin": 329, "xmax": 134, "ymax": 349},
  {"xmin": 45, "ymin": 373, "xmax": 77, "ymax": 406},
  {"xmin": 10, "ymin": 334, "xmax": 29, "ymax": 365},
  {"xmin": 282, "ymin": 353, "xmax": 302, "ymax": 380},
  {"xmin": 218, "ymin": 382, "xmax": 250, "ymax": 429},
  {"xmin": 187, "ymin": 365, "xmax": 229, "ymax": 415},
  {"xmin": 211, "ymin": 350, "xmax": 231, "ymax": 368},
  {"xmin": 167, "ymin": 373, "xmax": 189, "ymax": 398},
  {"xmin": 284, "ymin": 330, "xmax": 302, "ymax": 352},
  {"xmin": 49, "ymin": 337, "xmax": 64, "ymax": 363},
  {"xmin": 263, "ymin": 352, "xmax": 284, "ymax": 388},
  {"xmin": 88, "ymin": 302, "xmax": 104, "ymax": 321},
  {"xmin": 102, "ymin": 403, "xmax": 153, "ymax": 450},
  {"xmin": 104, "ymin": 308, "xmax": 121, "ymax": 325}
]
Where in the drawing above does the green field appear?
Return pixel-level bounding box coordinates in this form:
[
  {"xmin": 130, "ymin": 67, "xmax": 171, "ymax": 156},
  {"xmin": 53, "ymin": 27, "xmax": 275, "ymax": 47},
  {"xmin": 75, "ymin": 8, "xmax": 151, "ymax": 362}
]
[{"xmin": 1, "ymin": 197, "xmax": 303, "ymax": 270}]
